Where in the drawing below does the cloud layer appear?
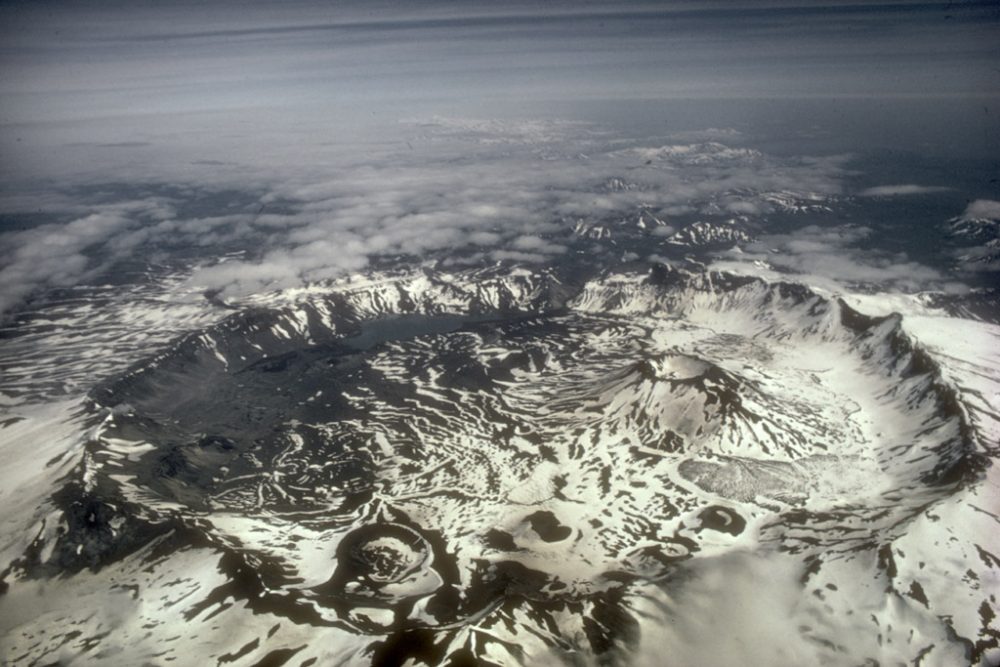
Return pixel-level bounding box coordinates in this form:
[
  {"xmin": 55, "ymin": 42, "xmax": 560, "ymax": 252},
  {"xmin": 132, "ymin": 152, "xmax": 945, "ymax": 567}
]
[
  {"xmin": 713, "ymin": 224, "xmax": 959, "ymax": 293},
  {"xmin": 2, "ymin": 0, "xmax": 998, "ymax": 189},
  {"xmin": 1, "ymin": 118, "xmax": 862, "ymax": 313},
  {"xmin": 859, "ymin": 184, "xmax": 952, "ymax": 197},
  {"xmin": 2, "ymin": 0, "xmax": 995, "ymax": 314},
  {"xmin": 959, "ymin": 199, "xmax": 1000, "ymax": 221}
]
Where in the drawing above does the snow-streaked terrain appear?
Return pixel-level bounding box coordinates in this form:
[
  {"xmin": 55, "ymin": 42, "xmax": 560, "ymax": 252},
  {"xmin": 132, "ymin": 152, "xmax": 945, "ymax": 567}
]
[
  {"xmin": 1, "ymin": 263, "xmax": 996, "ymax": 666},
  {"xmin": 3, "ymin": 0, "xmax": 999, "ymax": 660}
]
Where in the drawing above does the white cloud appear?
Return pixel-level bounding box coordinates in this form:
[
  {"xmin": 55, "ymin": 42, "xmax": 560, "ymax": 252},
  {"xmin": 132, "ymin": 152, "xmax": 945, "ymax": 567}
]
[
  {"xmin": 170, "ymin": 123, "xmax": 849, "ymax": 299},
  {"xmin": 629, "ymin": 552, "xmax": 823, "ymax": 667},
  {"xmin": 0, "ymin": 120, "xmax": 856, "ymax": 311},
  {"xmin": 489, "ymin": 249, "xmax": 550, "ymax": 263},
  {"xmin": 714, "ymin": 224, "xmax": 948, "ymax": 292},
  {"xmin": 0, "ymin": 198, "xmax": 179, "ymax": 315},
  {"xmin": 511, "ymin": 235, "xmax": 567, "ymax": 254},
  {"xmin": 859, "ymin": 184, "xmax": 952, "ymax": 197},
  {"xmin": 958, "ymin": 199, "xmax": 1000, "ymax": 221},
  {"xmin": 663, "ymin": 127, "xmax": 744, "ymax": 143},
  {"xmin": 725, "ymin": 200, "xmax": 763, "ymax": 215}
]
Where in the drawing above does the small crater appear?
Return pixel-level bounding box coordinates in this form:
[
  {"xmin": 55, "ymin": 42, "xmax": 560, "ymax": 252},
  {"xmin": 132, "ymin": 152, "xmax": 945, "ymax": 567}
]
[
  {"xmin": 525, "ymin": 511, "xmax": 572, "ymax": 542},
  {"xmin": 697, "ymin": 505, "xmax": 746, "ymax": 535}
]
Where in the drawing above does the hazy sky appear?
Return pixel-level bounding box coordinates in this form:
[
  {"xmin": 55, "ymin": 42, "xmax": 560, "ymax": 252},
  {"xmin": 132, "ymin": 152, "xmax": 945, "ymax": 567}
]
[
  {"xmin": 2, "ymin": 1, "xmax": 997, "ymax": 124},
  {"xmin": 0, "ymin": 1, "xmax": 997, "ymax": 313},
  {"xmin": 0, "ymin": 0, "xmax": 995, "ymax": 186}
]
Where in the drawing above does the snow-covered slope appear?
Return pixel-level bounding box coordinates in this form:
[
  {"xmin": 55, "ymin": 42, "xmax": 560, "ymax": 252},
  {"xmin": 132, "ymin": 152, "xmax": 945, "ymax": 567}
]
[
  {"xmin": 1, "ymin": 264, "xmax": 997, "ymax": 666},
  {"xmin": 950, "ymin": 210, "xmax": 1000, "ymax": 270},
  {"xmin": 666, "ymin": 218, "xmax": 753, "ymax": 247}
]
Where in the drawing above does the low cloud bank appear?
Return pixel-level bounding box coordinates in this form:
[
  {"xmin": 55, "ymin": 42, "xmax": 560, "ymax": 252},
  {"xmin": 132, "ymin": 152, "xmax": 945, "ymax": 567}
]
[
  {"xmin": 958, "ymin": 199, "xmax": 1000, "ymax": 221},
  {"xmin": 1, "ymin": 119, "xmax": 854, "ymax": 313},
  {"xmin": 859, "ymin": 184, "xmax": 951, "ymax": 197},
  {"xmin": 714, "ymin": 224, "xmax": 960, "ymax": 293},
  {"xmin": 0, "ymin": 199, "xmax": 176, "ymax": 315}
]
